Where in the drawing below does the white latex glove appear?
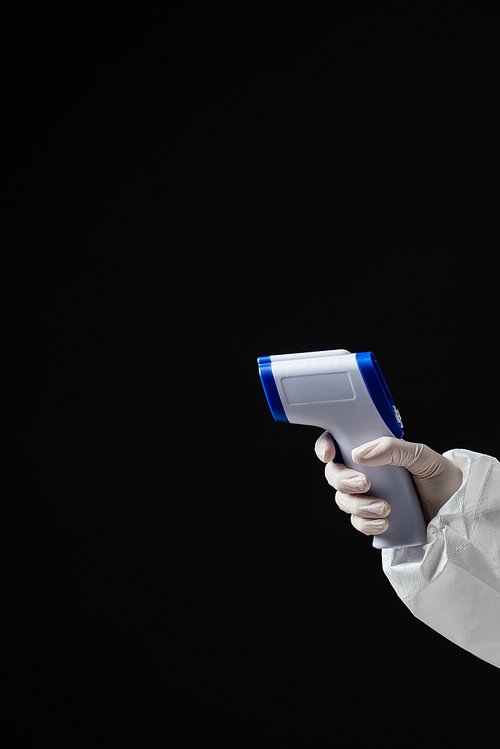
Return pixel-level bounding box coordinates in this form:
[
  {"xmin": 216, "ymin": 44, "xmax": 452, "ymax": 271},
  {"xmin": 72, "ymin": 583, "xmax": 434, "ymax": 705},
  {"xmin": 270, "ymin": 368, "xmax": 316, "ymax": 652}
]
[{"xmin": 314, "ymin": 432, "xmax": 463, "ymax": 536}]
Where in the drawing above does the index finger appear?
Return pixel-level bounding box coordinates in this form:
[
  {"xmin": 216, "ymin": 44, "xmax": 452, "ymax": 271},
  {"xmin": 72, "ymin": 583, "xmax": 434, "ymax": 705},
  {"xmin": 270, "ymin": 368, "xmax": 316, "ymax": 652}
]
[{"xmin": 314, "ymin": 432, "xmax": 336, "ymax": 463}]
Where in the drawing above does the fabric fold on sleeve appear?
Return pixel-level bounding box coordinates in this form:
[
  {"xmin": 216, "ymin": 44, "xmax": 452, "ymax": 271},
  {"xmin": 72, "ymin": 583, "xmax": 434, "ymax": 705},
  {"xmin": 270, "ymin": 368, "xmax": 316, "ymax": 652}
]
[{"xmin": 382, "ymin": 449, "xmax": 500, "ymax": 669}]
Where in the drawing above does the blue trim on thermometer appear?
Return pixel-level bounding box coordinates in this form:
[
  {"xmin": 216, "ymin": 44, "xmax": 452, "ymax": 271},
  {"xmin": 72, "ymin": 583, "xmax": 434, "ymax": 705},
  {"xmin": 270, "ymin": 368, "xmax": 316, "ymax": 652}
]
[
  {"xmin": 355, "ymin": 352, "xmax": 404, "ymax": 438},
  {"xmin": 257, "ymin": 356, "xmax": 289, "ymax": 423}
]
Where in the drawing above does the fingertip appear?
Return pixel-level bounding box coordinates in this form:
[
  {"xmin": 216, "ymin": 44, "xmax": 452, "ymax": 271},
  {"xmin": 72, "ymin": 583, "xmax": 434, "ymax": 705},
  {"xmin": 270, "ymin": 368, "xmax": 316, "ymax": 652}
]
[
  {"xmin": 351, "ymin": 437, "xmax": 390, "ymax": 465},
  {"xmin": 315, "ymin": 432, "xmax": 335, "ymax": 463},
  {"xmin": 351, "ymin": 515, "xmax": 390, "ymax": 535},
  {"xmin": 371, "ymin": 518, "xmax": 390, "ymax": 534}
]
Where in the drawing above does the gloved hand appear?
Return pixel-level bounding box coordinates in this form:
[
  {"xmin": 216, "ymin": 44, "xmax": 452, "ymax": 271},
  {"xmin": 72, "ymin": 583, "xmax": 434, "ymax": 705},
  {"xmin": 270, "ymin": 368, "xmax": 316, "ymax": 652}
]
[{"xmin": 314, "ymin": 432, "xmax": 463, "ymax": 535}]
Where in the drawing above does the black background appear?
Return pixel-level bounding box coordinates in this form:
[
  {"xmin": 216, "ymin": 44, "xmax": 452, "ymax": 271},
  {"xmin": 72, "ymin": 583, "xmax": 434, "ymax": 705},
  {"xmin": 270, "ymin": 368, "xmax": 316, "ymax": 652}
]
[{"xmin": 9, "ymin": 5, "xmax": 500, "ymax": 741}]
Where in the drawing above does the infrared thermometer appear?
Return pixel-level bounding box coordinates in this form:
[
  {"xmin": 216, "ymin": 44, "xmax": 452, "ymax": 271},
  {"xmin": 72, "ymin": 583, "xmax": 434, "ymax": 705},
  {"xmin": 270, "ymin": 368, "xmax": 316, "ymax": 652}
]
[{"xmin": 257, "ymin": 349, "xmax": 427, "ymax": 549}]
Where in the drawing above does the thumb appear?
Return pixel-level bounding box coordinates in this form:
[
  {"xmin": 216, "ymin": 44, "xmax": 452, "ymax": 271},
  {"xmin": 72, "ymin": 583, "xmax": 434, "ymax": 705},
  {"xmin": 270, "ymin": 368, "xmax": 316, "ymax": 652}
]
[{"xmin": 351, "ymin": 437, "xmax": 443, "ymax": 479}]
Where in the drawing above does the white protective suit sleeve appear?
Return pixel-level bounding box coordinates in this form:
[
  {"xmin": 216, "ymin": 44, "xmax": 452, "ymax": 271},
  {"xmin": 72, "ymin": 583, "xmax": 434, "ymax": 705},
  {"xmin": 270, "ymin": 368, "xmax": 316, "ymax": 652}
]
[{"xmin": 382, "ymin": 448, "xmax": 500, "ymax": 669}]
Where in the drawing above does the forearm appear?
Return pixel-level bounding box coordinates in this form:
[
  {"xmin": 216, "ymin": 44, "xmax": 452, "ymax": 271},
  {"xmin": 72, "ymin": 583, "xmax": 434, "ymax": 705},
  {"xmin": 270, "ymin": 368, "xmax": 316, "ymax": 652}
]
[{"xmin": 382, "ymin": 448, "xmax": 500, "ymax": 669}]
